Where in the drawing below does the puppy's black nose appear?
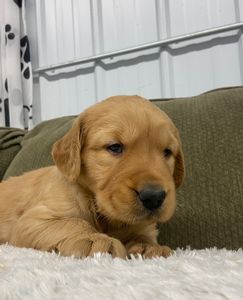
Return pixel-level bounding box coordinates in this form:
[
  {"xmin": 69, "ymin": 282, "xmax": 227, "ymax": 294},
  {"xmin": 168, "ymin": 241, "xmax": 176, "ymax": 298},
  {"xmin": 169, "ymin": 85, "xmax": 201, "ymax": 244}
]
[{"xmin": 138, "ymin": 185, "xmax": 166, "ymax": 211}]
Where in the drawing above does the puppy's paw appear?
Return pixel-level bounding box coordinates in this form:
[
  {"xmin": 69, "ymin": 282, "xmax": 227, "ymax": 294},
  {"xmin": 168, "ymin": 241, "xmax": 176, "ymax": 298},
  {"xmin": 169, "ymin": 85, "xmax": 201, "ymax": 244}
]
[
  {"xmin": 127, "ymin": 242, "xmax": 172, "ymax": 258},
  {"xmin": 143, "ymin": 244, "xmax": 172, "ymax": 258},
  {"xmin": 75, "ymin": 233, "xmax": 127, "ymax": 259}
]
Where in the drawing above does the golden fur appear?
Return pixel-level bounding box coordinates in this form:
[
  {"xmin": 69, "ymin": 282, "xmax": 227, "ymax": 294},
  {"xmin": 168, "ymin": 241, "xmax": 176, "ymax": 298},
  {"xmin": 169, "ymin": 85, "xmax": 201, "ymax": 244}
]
[{"xmin": 0, "ymin": 96, "xmax": 184, "ymax": 258}]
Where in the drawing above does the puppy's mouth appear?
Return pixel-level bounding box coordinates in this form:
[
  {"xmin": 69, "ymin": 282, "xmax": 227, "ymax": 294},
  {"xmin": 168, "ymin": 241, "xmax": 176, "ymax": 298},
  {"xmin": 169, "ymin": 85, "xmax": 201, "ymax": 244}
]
[
  {"xmin": 136, "ymin": 203, "xmax": 167, "ymax": 223},
  {"xmin": 95, "ymin": 194, "xmax": 167, "ymax": 226}
]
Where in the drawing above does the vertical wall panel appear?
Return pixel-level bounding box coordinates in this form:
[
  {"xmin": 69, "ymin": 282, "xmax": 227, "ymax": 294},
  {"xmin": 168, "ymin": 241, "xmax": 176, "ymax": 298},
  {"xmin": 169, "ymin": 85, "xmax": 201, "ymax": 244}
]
[
  {"xmin": 164, "ymin": 0, "xmax": 242, "ymax": 97},
  {"xmin": 26, "ymin": 0, "xmax": 243, "ymax": 123},
  {"xmin": 100, "ymin": 0, "xmax": 161, "ymax": 98}
]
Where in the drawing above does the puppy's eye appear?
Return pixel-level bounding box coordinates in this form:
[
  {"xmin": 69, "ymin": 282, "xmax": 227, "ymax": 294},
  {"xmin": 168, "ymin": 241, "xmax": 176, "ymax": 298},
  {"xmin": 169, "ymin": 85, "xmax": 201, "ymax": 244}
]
[
  {"xmin": 163, "ymin": 148, "xmax": 172, "ymax": 158},
  {"xmin": 107, "ymin": 143, "xmax": 123, "ymax": 155}
]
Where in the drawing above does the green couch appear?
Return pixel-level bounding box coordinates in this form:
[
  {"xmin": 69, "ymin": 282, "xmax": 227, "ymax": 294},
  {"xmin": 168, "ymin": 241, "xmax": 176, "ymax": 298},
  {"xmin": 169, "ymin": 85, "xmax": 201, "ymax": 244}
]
[{"xmin": 1, "ymin": 87, "xmax": 242, "ymax": 250}]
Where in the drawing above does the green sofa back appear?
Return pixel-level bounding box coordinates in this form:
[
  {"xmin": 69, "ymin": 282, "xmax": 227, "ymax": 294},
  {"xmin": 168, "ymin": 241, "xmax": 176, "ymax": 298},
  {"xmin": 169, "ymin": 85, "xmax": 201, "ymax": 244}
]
[
  {"xmin": 154, "ymin": 87, "xmax": 243, "ymax": 250},
  {"xmin": 1, "ymin": 87, "xmax": 243, "ymax": 250}
]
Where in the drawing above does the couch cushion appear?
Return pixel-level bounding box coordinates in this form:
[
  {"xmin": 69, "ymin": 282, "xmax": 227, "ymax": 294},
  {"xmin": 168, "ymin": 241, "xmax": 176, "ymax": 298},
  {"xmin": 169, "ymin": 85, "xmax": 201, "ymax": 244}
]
[
  {"xmin": 0, "ymin": 128, "xmax": 25, "ymax": 181},
  {"xmin": 153, "ymin": 86, "xmax": 243, "ymax": 250},
  {"xmin": 3, "ymin": 87, "xmax": 243, "ymax": 250},
  {"xmin": 3, "ymin": 116, "xmax": 75, "ymax": 179}
]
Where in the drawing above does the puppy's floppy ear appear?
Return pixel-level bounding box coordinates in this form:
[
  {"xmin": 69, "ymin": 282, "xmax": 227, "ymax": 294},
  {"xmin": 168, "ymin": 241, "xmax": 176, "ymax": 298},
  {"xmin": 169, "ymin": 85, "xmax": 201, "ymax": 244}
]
[
  {"xmin": 52, "ymin": 115, "xmax": 85, "ymax": 182},
  {"xmin": 173, "ymin": 145, "xmax": 185, "ymax": 188}
]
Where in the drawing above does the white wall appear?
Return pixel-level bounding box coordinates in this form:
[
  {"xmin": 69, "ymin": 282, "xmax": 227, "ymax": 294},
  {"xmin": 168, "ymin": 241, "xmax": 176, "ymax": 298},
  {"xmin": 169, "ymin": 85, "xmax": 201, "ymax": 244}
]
[{"xmin": 26, "ymin": 0, "xmax": 243, "ymax": 123}]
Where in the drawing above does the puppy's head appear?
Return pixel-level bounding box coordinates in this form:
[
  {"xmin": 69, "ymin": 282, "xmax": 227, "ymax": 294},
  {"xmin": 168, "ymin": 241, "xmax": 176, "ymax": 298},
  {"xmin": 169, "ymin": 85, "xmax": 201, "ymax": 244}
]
[{"xmin": 52, "ymin": 96, "xmax": 184, "ymax": 225}]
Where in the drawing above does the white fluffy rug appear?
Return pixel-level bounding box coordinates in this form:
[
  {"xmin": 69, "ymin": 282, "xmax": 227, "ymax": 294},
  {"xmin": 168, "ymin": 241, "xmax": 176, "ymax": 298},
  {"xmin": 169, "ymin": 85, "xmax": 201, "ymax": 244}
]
[{"xmin": 0, "ymin": 244, "xmax": 243, "ymax": 300}]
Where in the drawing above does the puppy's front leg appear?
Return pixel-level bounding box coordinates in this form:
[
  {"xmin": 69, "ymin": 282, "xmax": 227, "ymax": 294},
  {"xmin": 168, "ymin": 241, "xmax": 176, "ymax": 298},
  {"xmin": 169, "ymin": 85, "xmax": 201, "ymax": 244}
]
[
  {"xmin": 126, "ymin": 236, "xmax": 172, "ymax": 258},
  {"xmin": 9, "ymin": 206, "xmax": 127, "ymax": 258}
]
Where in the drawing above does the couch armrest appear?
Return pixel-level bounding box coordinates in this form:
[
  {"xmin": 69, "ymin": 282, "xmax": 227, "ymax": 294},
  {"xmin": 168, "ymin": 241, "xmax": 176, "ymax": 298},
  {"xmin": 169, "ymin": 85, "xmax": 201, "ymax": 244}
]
[{"xmin": 0, "ymin": 127, "xmax": 26, "ymax": 181}]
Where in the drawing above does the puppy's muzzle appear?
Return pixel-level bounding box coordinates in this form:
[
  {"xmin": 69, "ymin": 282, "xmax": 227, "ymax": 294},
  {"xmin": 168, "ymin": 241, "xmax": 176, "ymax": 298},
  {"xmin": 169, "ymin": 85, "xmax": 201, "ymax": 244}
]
[{"xmin": 138, "ymin": 185, "xmax": 166, "ymax": 211}]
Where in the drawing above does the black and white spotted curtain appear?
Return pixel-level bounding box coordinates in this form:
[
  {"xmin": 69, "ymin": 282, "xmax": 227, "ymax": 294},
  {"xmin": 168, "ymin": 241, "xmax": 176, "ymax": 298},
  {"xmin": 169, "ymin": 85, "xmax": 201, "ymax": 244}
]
[{"xmin": 0, "ymin": 0, "xmax": 33, "ymax": 129}]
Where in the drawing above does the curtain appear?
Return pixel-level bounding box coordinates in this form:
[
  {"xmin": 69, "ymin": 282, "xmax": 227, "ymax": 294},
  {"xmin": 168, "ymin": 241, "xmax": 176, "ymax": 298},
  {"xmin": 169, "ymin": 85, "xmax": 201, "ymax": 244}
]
[{"xmin": 0, "ymin": 0, "xmax": 33, "ymax": 129}]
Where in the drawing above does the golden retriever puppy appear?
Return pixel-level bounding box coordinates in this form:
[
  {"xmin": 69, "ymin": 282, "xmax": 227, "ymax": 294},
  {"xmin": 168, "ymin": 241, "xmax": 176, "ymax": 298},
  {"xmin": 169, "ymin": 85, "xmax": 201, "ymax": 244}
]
[{"xmin": 0, "ymin": 96, "xmax": 184, "ymax": 259}]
